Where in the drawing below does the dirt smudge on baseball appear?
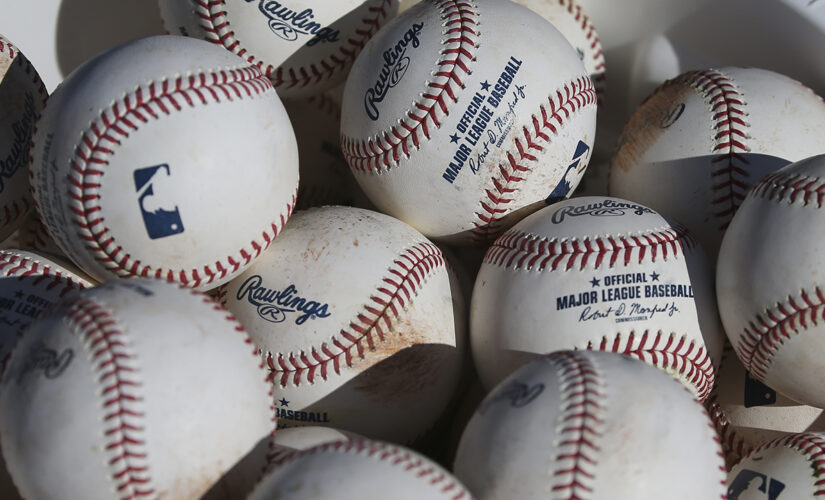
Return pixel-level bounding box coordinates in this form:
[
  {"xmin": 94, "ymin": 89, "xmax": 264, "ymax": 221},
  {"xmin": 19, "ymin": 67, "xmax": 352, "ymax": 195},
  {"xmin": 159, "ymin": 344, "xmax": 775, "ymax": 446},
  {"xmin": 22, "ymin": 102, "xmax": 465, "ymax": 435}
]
[
  {"xmin": 612, "ymin": 80, "xmax": 695, "ymax": 174},
  {"xmin": 351, "ymin": 314, "xmax": 456, "ymax": 402}
]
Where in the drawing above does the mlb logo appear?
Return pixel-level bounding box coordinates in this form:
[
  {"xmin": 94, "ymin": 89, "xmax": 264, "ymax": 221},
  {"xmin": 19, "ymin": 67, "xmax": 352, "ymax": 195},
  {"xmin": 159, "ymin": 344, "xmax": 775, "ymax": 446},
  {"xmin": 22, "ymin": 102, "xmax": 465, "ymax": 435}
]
[
  {"xmin": 727, "ymin": 469, "xmax": 785, "ymax": 499},
  {"xmin": 133, "ymin": 164, "xmax": 185, "ymax": 240}
]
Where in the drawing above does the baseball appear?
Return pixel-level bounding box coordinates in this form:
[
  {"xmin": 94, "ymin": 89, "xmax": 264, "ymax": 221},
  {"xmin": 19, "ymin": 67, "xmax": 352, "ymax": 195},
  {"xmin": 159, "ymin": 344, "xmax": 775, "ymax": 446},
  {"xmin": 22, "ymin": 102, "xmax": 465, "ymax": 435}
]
[
  {"xmin": 453, "ymin": 350, "xmax": 727, "ymax": 499},
  {"xmin": 513, "ymin": 0, "xmax": 606, "ymax": 102},
  {"xmin": 217, "ymin": 205, "xmax": 466, "ymax": 444},
  {"xmin": 29, "ymin": 35, "xmax": 299, "ymax": 291},
  {"xmin": 0, "ymin": 278, "xmax": 274, "ymax": 499},
  {"xmin": 717, "ymin": 153, "xmax": 825, "ymax": 409},
  {"xmin": 726, "ymin": 432, "xmax": 825, "ymax": 499},
  {"xmin": 609, "ymin": 66, "xmax": 825, "ymax": 261},
  {"xmin": 340, "ymin": 0, "xmax": 598, "ymax": 244},
  {"xmin": 249, "ymin": 438, "xmax": 472, "ymax": 499},
  {"xmin": 470, "ymin": 195, "xmax": 724, "ymax": 400},
  {"xmin": 0, "ymin": 33, "xmax": 46, "ymax": 243},
  {"xmin": 707, "ymin": 342, "xmax": 825, "ymax": 469},
  {"xmin": 158, "ymin": 0, "xmax": 399, "ymax": 98}
]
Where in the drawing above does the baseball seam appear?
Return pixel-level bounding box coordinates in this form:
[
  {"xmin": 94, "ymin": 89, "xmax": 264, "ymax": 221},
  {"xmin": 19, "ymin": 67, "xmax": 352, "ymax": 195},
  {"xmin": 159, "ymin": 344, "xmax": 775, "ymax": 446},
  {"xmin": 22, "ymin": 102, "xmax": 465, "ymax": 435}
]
[
  {"xmin": 588, "ymin": 330, "xmax": 714, "ymax": 401},
  {"xmin": 485, "ymin": 224, "xmax": 715, "ymax": 399},
  {"xmin": 265, "ymin": 439, "xmax": 469, "ymax": 499},
  {"xmin": 471, "ymin": 76, "xmax": 597, "ymax": 242},
  {"xmin": 676, "ymin": 69, "xmax": 751, "ymax": 230},
  {"xmin": 736, "ymin": 285, "xmax": 825, "ymax": 382},
  {"xmin": 0, "ymin": 34, "xmax": 47, "ymax": 235},
  {"xmin": 341, "ymin": 0, "xmax": 479, "ymax": 173},
  {"xmin": 64, "ymin": 297, "xmax": 154, "ymax": 499},
  {"xmin": 263, "ymin": 241, "xmax": 445, "ymax": 388},
  {"xmin": 484, "ymin": 224, "xmax": 696, "ymax": 271},
  {"xmin": 195, "ymin": 0, "xmax": 393, "ymax": 91},
  {"xmin": 0, "ymin": 251, "xmax": 89, "ymax": 296},
  {"xmin": 41, "ymin": 65, "xmax": 295, "ymax": 289},
  {"xmin": 735, "ymin": 171, "xmax": 825, "ymax": 380},
  {"xmin": 556, "ymin": 0, "xmax": 606, "ymax": 103},
  {"xmin": 706, "ymin": 400, "xmax": 750, "ymax": 469},
  {"xmin": 551, "ymin": 351, "xmax": 605, "ymax": 500},
  {"xmin": 742, "ymin": 432, "xmax": 825, "ymax": 495},
  {"xmin": 752, "ymin": 170, "xmax": 825, "ymax": 207}
]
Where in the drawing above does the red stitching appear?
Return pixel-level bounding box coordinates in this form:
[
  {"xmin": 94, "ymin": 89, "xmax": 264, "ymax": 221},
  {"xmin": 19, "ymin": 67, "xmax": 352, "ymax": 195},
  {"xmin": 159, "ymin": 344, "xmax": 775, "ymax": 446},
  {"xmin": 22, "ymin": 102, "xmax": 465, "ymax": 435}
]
[
  {"xmin": 670, "ymin": 69, "xmax": 750, "ymax": 230},
  {"xmin": 588, "ymin": 330, "xmax": 714, "ymax": 401},
  {"xmin": 554, "ymin": 0, "xmax": 606, "ymax": 104},
  {"xmin": 0, "ymin": 199, "xmax": 31, "ymax": 236},
  {"xmin": 706, "ymin": 400, "xmax": 749, "ymax": 468},
  {"xmin": 59, "ymin": 66, "xmax": 295, "ymax": 288},
  {"xmin": 263, "ymin": 241, "xmax": 445, "ymax": 387},
  {"xmin": 550, "ymin": 351, "xmax": 604, "ymax": 499},
  {"xmin": 63, "ymin": 298, "xmax": 154, "ymax": 499},
  {"xmin": 471, "ymin": 76, "xmax": 597, "ymax": 241},
  {"xmin": 196, "ymin": 0, "xmax": 394, "ymax": 91},
  {"xmin": 264, "ymin": 439, "xmax": 469, "ymax": 499},
  {"xmin": 341, "ymin": 0, "xmax": 480, "ymax": 173},
  {"xmin": 742, "ymin": 433, "xmax": 825, "ymax": 495},
  {"xmin": 0, "ymin": 250, "xmax": 88, "ymax": 296},
  {"xmin": 735, "ymin": 286, "xmax": 825, "ymax": 383},
  {"xmin": 483, "ymin": 223, "xmax": 696, "ymax": 271},
  {"xmin": 752, "ymin": 170, "xmax": 825, "ymax": 208}
]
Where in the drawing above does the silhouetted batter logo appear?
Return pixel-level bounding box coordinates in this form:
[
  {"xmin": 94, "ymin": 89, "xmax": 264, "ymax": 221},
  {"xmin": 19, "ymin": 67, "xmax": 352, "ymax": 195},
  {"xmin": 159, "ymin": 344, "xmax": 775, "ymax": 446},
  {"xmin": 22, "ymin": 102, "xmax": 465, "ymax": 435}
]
[
  {"xmin": 134, "ymin": 164, "xmax": 185, "ymax": 240},
  {"xmin": 727, "ymin": 469, "xmax": 785, "ymax": 499},
  {"xmin": 546, "ymin": 140, "xmax": 591, "ymax": 205}
]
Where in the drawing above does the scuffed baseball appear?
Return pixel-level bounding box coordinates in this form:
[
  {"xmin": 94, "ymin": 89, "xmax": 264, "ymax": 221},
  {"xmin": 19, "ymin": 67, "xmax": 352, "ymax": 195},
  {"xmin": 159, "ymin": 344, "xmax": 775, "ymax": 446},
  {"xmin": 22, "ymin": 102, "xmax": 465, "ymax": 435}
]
[
  {"xmin": 0, "ymin": 278, "xmax": 274, "ymax": 499},
  {"xmin": 158, "ymin": 0, "xmax": 399, "ymax": 98},
  {"xmin": 453, "ymin": 350, "xmax": 727, "ymax": 499},
  {"xmin": 249, "ymin": 438, "xmax": 472, "ymax": 500},
  {"xmin": 609, "ymin": 66, "xmax": 825, "ymax": 261},
  {"xmin": 29, "ymin": 35, "xmax": 299, "ymax": 291},
  {"xmin": 217, "ymin": 206, "xmax": 466, "ymax": 444},
  {"xmin": 470, "ymin": 195, "xmax": 724, "ymax": 400},
  {"xmin": 717, "ymin": 153, "xmax": 825, "ymax": 409},
  {"xmin": 0, "ymin": 33, "xmax": 47, "ymax": 243},
  {"xmin": 341, "ymin": 0, "xmax": 598, "ymax": 244}
]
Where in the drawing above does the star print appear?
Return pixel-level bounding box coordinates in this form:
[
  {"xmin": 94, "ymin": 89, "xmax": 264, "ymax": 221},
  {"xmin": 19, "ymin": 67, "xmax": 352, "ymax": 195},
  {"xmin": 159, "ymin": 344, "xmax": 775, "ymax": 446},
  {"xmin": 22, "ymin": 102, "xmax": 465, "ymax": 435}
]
[
  {"xmin": 650, "ymin": 272, "xmax": 660, "ymax": 281},
  {"xmin": 279, "ymin": 398, "xmax": 289, "ymax": 407},
  {"xmin": 449, "ymin": 133, "xmax": 460, "ymax": 143},
  {"xmin": 480, "ymin": 80, "xmax": 491, "ymax": 91},
  {"xmin": 590, "ymin": 277, "xmax": 600, "ymax": 287}
]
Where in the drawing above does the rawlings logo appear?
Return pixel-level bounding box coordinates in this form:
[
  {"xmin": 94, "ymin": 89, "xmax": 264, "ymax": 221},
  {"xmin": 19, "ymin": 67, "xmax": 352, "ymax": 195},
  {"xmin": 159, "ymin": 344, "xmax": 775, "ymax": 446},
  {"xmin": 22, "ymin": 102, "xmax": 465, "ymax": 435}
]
[
  {"xmin": 364, "ymin": 22, "xmax": 424, "ymax": 121},
  {"xmin": 236, "ymin": 275, "xmax": 331, "ymax": 325},
  {"xmin": 245, "ymin": 0, "xmax": 340, "ymax": 46},
  {"xmin": 0, "ymin": 92, "xmax": 36, "ymax": 193},
  {"xmin": 551, "ymin": 199, "xmax": 656, "ymax": 224}
]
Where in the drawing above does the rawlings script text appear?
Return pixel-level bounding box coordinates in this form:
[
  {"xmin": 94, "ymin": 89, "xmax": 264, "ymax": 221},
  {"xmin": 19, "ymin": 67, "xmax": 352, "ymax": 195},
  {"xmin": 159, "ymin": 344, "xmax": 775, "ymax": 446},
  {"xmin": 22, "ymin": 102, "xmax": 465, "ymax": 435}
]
[
  {"xmin": 245, "ymin": 1, "xmax": 340, "ymax": 45},
  {"xmin": 0, "ymin": 92, "xmax": 36, "ymax": 193},
  {"xmin": 552, "ymin": 199, "xmax": 655, "ymax": 224},
  {"xmin": 364, "ymin": 22, "xmax": 424, "ymax": 121},
  {"xmin": 236, "ymin": 275, "xmax": 331, "ymax": 325}
]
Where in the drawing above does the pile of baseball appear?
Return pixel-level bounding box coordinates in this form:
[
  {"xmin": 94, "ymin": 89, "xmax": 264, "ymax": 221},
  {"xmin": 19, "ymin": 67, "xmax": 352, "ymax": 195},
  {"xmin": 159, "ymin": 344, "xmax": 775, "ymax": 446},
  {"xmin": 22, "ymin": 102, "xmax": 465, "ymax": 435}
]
[{"xmin": 0, "ymin": 0, "xmax": 824, "ymax": 498}]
